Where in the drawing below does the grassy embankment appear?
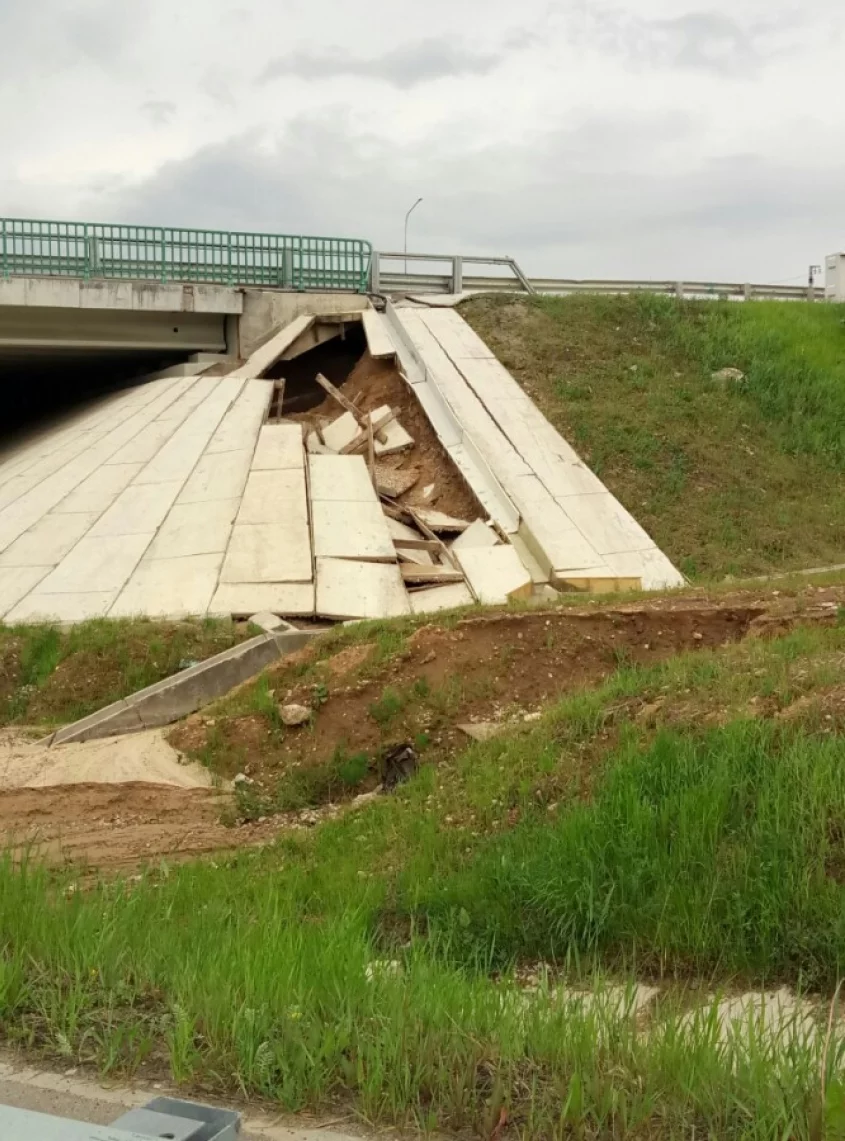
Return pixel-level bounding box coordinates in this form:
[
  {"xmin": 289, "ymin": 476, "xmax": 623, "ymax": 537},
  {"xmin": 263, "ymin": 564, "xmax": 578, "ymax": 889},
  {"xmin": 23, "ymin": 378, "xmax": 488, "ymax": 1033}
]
[
  {"xmin": 463, "ymin": 294, "xmax": 845, "ymax": 580},
  {"xmin": 0, "ymin": 617, "xmax": 247, "ymax": 727},
  {"xmin": 3, "ymin": 618, "xmax": 845, "ymax": 1136}
]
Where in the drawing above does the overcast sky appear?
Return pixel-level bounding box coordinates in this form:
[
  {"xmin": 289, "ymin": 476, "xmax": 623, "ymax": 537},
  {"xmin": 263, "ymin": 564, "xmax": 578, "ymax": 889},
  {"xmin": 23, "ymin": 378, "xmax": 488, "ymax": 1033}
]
[{"xmin": 1, "ymin": 0, "xmax": 842, "ymax": 281}]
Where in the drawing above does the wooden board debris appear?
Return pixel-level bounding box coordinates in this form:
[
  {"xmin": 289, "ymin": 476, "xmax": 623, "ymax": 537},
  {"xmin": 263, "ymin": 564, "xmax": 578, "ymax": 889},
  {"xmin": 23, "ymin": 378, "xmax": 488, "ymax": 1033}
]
[
  {"xmin": 340, "ymin": 408, "xmax": 396, "ymax": 454},
  {"xmin": 315, "ymin": 371, "xmax": 363, "ymax": 423},
  {"xmin": 401, "ymin": 564, "xmax": 466, "ymax": 585},
  {"xmin": 555, "ymin": 575, "xmax": 642, "ymax": 594}
]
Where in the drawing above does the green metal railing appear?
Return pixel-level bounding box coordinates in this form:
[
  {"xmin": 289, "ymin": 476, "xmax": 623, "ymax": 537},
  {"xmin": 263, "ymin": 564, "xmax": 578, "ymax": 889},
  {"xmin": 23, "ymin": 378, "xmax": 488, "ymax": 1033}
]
[{"xmin": 0, "ymin": 217, "xmax": 372, "ymax": 292}]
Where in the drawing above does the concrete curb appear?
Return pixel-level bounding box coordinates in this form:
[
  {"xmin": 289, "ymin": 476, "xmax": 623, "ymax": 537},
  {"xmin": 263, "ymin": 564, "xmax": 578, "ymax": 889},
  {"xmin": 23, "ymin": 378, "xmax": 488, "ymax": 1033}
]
[{"xmin": 50, "ymin": 629, "xmax": 315, "ymax": 746}]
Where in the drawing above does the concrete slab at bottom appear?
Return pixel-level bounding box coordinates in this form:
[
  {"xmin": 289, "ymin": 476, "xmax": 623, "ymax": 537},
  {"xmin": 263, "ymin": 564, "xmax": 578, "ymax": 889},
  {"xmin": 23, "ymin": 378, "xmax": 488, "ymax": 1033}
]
[
  {"xmin": 312, "ymin": 501, "xmax": 396, "ymax": 562},
  {"xmin": 209, "ymin": 582, "xmax": 315, "ymax": 618},
  {"xmin": 220, "ymin": 522, "xmax": 313, "ymax": 584},
  {"xmin": 553, "ymin": 573, "xmax": 642, "ymax": 594},
  {"xmin": 109, "ymin": 554, "xmax": 223, "ymax": 618},
  {"xmin": 455, "ymin": 546, "xmax": 533, "ymax": 605},
  {"xmin": 603, "ymin": 548, "xmax": 686, "ymax": 590},
  {"xmin": 6, "ymin": 590, "xmax": 119, "ymax": 624},
  {"xmin": 0, "ymin": 566, "xmax": 52, "ymax": 618},
  {"xmin": 316, "ymin": 558, "xmax": 411, "ymax": 620},
  {"xmin": 409, "ymin": 582, "xmax": 474, "ymax": 614}
]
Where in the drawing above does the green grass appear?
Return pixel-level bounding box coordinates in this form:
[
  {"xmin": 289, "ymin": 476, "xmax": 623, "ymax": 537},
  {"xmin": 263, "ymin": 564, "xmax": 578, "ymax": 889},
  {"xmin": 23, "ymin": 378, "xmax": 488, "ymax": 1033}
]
[
  {"xmin": 3, "ymin": 626, "xmax": 845, "ymax": 1134},
  {"xmin": 415, "ymin": 720, "xmax": 845, "ymax": 985},
  {"xmin": 0, "ymin": 616, "xmax": 247, "ymax": 726},
  {"xmin": 462, "ymin": 293, "xmax": 845, "ymax": 579}
]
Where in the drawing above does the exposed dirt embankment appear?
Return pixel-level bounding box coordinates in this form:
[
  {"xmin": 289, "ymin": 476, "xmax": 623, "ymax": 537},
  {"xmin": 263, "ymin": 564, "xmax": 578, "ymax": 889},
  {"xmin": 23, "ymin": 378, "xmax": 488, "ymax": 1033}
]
[{"xmin": 3, "ymin": 586, "xmax": 843, "ymax": 873}]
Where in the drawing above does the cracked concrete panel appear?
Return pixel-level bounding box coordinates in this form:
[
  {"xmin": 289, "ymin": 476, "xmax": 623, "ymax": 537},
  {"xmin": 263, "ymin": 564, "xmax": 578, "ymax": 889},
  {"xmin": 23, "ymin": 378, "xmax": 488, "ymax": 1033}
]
[
  {"xmin": 221, "ymin": 521, "xmax": 313, "ymax": 584},
  {"xmin": 316, "ymin": 558, "xmax": 410, "ymax": 620},
  {"xmin": 87, "ymin": 481, "xmax": 183, "ymax": 538},
  {"xmin": 33, "ymin": 533, "xmax": 154, "ymax": 594},
  {"xmin": 146, "ymin": 499, "xmax": 240, "ymax": 559},
  {"xmin": 52, "ymin": 463, "xmax": 145, "ymax": 515},
  {"xmin": 0, "ymin": 566, "xmax": 52, "ymax": 617},
  {"xmin": 110, "ymin": 554, "xmax": 223, "ymax": 619},
  {"xmin": 6, "ymin": 591, "xmax": 120, "ymax": 624},
  {"xmin": 0, "ymin": 513, "xmax": 99, "ymax": 568}
]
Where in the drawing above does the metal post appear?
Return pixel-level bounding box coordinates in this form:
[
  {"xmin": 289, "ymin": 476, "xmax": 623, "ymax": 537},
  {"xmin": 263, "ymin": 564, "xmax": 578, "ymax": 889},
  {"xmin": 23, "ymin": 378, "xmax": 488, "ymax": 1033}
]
[
  {"xmin": 451, "ymin": 255, "xmax": 463, "ymax": 295},
  {"xmin": 674, "ymin": 281, "xmax": 685, "ymax": 299},
  {"xmin": 404, "ymin": 197, "xmax": 423, "ymax": 274},
  {"xmin": 370, "ymin": 250, "xmax": 381, "ymax": 293},
  {"xmin": 743, "ymin": 282, "xmax": 751, "ymax": 301},
  {"xmin": 282, "ymin": 247, "xmax": 294, "ymax": 289},
  {"xmin": 808, "ymin": 264, "xmax": 821, "ymax": 302},
  {"xmin": 88, "ymin": 234, "xmax": 100, "ymax": 278}
]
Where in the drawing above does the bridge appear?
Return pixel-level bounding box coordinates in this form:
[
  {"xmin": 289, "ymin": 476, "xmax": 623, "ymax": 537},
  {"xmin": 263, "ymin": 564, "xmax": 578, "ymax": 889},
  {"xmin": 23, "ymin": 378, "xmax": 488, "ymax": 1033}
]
[
  {"xmin": 0, "ymin": 217, "xmax": 372, "ymax": 366},
  {"xmin": 0, "ymin": 212, "xmax": 833, "ymax": 400}
]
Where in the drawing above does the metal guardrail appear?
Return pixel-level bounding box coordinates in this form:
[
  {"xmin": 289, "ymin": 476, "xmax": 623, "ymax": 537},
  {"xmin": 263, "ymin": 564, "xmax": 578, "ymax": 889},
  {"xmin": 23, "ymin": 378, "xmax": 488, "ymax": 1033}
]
[
  {"xmin": 0, "ymin": 217, "xmax": 373, "ymax": 292},
  {"xmin": 372, "ymin": 251, "xmax": 825, "ymax": 302}
]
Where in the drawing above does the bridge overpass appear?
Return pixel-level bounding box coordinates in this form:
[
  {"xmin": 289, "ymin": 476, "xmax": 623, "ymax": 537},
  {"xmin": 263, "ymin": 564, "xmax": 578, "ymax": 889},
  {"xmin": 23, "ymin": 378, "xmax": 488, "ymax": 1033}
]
[
  {"xmin": 1, "ymin": 214, "xmax": 830, "ymax": 380},
  {"xmin": 0, "ymin": 217, "xmax": 372, "ymax": 368}
]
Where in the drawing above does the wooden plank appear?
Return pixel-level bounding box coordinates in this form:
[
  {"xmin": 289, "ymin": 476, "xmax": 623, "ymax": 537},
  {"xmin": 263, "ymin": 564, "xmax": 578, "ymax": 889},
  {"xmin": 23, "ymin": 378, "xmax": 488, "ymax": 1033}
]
[
  {"xmin": 315, "ymin": 373, "xmax": 364, "ymax": 425},
  {"xmin": 401, "ymin": 565, "xmax": 465, "ymax": 585},
  {"xmin": 393, "ymin": 538, "xmax": 442, "ymax": 552},
  {"xmin": 381, "ymin": 500, "xmax": 410, "ymax": 523},
  {"xmin": 408, "ymin": 506, "xmax": 464, "ymax": 579},
  {"xmin": 272, "ymin": 378, "xmax": 286, "ymax": 423},
  {"xmin": 366, "ymin": 414, "xmax": 375, "ymax": 483},
  {"xmin": 556, "ymin": 575, "xmax": 642, "ymax": 594},
  {"xmin": 395, "ymin": 548, "xmax": 433, "ymax": 566},
  {"xmin": 339, "ymin": 408, "xmax": 396, "ymax": 454}
]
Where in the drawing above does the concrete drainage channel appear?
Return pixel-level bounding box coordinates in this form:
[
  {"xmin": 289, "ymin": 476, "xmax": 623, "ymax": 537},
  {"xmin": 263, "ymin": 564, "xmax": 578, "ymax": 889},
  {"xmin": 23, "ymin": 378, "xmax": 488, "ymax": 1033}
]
[
  {"xmin": 0, "ymin": 1059, "xmax": 361, "ymax": 1140},
  {"xmin": 0, "ymin": 1093, "xmax": 239, "ymax": 1140},
  {"xmin": 45, "ymin": 619, "xmax": 315, "ymax": 746}
]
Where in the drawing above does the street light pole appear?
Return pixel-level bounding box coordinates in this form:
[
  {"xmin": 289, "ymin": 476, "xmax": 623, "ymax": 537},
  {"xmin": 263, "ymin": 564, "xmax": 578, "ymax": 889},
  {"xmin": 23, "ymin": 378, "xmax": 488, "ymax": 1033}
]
[{"xmin": 404, "ymin": 197, "xmax": 423, "ymax": 275}]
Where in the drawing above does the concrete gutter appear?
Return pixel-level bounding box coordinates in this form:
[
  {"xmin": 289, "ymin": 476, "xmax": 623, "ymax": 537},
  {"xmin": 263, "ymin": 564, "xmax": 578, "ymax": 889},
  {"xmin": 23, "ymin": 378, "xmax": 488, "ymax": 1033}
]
[
  {"xmin": 0, "ymin": 1058, "xmax": 364, "ymax": 1141},
  {"xmin": 48, "ymin": 628, "xmax": 314, "ymax": 746}
]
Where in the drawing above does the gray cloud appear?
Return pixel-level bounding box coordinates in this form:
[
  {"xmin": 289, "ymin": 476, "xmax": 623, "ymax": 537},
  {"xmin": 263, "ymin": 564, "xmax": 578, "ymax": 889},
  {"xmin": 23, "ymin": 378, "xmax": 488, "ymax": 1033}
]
[
  {"xmin": 0, "ymin": 0, "xmax": 144, "ymax": 83},
  {"xmin": 261, "ymin": 36, "xmax": 507, "ymax": 89},
  {"xmin": 91, "ymin": 109, "xmax": 844, "ymax": 281},
  {"xmin": 580, "ymin": 7, "xmax": 798, "ymax": 76},
  {"xmin": 140, "ymin": 100, "xmax": 176, "ymax": 126},
  {"xmin": 200, "ymin": 72, "xmax": 237, "ymax": 109}
]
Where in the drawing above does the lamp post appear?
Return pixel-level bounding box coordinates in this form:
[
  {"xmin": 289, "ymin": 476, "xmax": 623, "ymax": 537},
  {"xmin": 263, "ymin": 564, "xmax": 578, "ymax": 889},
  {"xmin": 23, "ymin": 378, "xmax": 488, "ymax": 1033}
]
[{"xmin": 404, "ymin": 197, "xmax": 423, "ymax": 275}]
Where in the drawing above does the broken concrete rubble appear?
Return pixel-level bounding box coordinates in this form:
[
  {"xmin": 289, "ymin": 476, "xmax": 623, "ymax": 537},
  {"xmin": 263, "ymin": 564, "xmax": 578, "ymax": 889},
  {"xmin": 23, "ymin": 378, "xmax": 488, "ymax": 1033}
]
[
  {"xmin": 455, "ymin": 546, "xmax": 533, "ymax": 605},
  {"xmin": 452, "ymin": 519, "xmax": 500, "ymax": 553}
]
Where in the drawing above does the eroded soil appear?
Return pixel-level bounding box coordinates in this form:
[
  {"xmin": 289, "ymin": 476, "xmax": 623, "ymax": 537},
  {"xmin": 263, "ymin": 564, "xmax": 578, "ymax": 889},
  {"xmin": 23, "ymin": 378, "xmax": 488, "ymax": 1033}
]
[{"xmin": 3, "ymin": 587, "xmax": 843, "ymax": 873}]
